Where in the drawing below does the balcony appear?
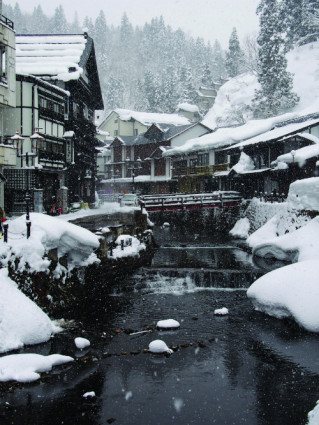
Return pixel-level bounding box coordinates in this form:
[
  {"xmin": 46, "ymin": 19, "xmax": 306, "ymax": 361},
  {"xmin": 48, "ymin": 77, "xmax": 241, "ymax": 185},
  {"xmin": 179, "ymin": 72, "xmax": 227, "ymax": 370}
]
[
  {"xmin": 38, "ymin": 150, "xmax": 65, "ymax": 165},
  {"xmin": 172, "ymin": 163, "xmax": 229, "ymax": 178},
  {"xmin": 0, "ymin": 15, "xmax": 14, "ymax": 30}
]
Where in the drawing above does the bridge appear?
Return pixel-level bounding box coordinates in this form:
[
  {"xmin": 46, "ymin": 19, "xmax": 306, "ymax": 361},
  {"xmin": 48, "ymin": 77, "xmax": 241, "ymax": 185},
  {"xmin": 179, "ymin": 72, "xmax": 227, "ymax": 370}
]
[{"xmin": 140, "ymin": 191, "xmax": 242, "ymax": 213}]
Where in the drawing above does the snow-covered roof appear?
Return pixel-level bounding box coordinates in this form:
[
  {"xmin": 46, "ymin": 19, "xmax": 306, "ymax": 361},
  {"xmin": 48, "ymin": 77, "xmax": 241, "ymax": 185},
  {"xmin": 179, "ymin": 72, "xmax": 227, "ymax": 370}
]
[
  {"xmin": 274, "ymin": 144, "xmax": 319, "ymax": 167},
  {"xmin": 103, "ymin": 108, "xmax": 190, "ymax": 127},
  {"xmin": 163, "ymin": 113, "xmax": 302, "ymax": 157},
  {"xmin": 228, "ymin": 116, "xmax": 319, "ymax": 150},
  {"xmin": 15, "ymin": 34, "xmax": 88, "ymax": 82},
  {"xmin": 177, "ymin": 103, "xmax": 200, "ymax": 113}
]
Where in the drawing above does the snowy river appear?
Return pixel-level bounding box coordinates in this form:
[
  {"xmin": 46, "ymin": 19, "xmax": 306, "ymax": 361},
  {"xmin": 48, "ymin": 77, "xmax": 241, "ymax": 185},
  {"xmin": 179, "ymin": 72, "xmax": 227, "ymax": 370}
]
[{"xmin": 1, "ymin": 225, "xmax": 319, "ymax": 425}]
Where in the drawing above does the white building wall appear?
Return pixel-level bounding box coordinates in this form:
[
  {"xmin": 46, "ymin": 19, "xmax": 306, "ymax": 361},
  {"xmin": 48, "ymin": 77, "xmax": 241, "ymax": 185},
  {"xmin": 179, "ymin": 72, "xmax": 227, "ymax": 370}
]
[{"xmin": 171, "ymin": 125, "xmax": 210, "ymax": 148}]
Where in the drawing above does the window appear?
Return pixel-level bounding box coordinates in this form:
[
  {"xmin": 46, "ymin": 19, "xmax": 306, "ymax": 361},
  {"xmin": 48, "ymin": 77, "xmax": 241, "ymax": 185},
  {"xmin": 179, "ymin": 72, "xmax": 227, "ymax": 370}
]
[
  {"xmin": 114, "ymin": 119, "xmax": 118, "ymax": 123},
  {"xmin": 114, "ymin": 130, "xmax": 118, "ymax": 136},
  {"xmin": 134, "ymin": 129, "xmax": 138, "ymax": 136},
  {"xmin": 0, "ymin": 44, "xmax": 6, "ymax": 83}
]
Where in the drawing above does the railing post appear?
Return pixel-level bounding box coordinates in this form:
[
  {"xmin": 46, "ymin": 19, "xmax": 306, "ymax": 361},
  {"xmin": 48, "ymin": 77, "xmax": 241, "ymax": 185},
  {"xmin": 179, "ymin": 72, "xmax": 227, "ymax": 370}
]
[
  {"xmin": 3, "ymin": 222, "xmax": 8, "ymax": 243},
  {"xmin": 121, "ymin": 239, "xmax": 124, "ymax": 250}
]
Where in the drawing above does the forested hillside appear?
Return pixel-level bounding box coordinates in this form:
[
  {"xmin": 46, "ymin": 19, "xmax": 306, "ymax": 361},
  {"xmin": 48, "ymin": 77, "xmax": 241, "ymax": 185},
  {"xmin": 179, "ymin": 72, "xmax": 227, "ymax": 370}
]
[{"xmin": 4, "ymin": 3, "xmax": 229, "ymax": 113}]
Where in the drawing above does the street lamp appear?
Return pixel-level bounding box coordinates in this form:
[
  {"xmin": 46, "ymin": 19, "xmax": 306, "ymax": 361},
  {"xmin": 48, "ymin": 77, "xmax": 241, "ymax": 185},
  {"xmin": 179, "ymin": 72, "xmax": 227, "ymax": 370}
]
[
  {"xmin": 10, "ymin": 130, "xmax": 43, "ymax": 237},
  {"xmin": 126, "ymin": 157, "xmax": 142, "ymax": 194}
]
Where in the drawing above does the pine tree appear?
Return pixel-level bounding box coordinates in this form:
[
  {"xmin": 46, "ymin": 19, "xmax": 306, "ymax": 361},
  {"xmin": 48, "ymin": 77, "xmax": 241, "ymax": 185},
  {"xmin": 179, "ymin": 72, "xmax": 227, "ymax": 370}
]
[
  {"xmin": 30, "ymin": 6, "xmax": 49, "ymax": 34},
  {"xmin": 70, "ymin": 11, "xmax": 81, "ymax": 34},
  {"xmin": 252, "ymin": 0, "xmax": 299, "ymax": 117},
  {"xmin": 211, "ymin": 40, "xmax": 227, "ymax": 81},
  {"xmin": 225, "ymin": 27, "xmax": 244, "ymax": 77},
  {"xmin": 51, "ymin": 5, "xmax": 69, "ymax": 34}
]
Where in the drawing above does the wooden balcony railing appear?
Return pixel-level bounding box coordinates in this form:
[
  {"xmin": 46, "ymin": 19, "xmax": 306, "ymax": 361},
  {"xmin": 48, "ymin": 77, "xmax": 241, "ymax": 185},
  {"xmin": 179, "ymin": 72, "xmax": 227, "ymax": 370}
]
[{"xmin": 172, "ymin": 163, "xmax": 229, "ymax": 178}]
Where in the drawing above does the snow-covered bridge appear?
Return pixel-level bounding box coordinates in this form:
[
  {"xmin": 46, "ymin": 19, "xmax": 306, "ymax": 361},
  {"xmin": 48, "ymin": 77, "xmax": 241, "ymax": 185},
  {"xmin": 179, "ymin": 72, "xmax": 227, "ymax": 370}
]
[{"xmin": 140, "ymin": 191, "xmax": 242, "ymax": 213}]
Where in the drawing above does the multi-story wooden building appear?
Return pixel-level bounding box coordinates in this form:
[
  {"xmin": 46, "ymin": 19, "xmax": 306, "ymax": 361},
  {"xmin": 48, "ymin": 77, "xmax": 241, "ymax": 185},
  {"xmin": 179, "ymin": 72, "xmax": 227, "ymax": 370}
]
[{"xmin": 3, "ymin": 32, "xmax": 103, "ymax": 214}]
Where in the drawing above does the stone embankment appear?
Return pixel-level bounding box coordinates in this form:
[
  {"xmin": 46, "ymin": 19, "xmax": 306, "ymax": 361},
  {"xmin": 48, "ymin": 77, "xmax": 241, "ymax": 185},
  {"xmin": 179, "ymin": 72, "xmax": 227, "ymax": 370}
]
[{"xmin": 8, "ymin": 209, "xmax": 155, "ymax": 315}]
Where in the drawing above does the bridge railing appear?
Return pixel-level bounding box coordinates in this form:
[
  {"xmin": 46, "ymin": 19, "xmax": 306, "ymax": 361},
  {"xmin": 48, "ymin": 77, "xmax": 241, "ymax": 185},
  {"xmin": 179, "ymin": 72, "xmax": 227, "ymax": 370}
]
[{"xmin": 140, "ymin": 191, "xmax": 242, "ymax": 212}]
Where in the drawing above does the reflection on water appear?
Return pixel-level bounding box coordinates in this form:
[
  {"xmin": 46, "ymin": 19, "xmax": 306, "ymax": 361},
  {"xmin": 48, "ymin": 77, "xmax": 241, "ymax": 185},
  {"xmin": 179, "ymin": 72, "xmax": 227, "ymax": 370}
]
[{"xmin": 1, "ymin": 226, "xmax": 318, "ymax": 425}]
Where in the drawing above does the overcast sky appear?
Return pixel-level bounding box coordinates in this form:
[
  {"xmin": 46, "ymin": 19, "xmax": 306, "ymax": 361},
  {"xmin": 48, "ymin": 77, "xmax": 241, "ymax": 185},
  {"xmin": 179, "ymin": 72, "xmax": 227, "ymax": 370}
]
[{"xmin": 12, "ymin": 0, "xmax": 260, "ymax": 47}]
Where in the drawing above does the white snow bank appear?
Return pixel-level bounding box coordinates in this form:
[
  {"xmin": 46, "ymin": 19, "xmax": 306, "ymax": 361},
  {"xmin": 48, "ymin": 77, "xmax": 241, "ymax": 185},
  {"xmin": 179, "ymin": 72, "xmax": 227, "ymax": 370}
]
[
  {"xmin": 0, "ymin": 268, "xmax": 61, "ymax": 354},
  {"xmin": 148, "ymin": 340, "xmax": 173, "ymax": 354},
  {"xmin": 251, "ymin": 216, "xmax": 319, "ymax": 262},
  {"xmin": 307, "ymin": 400, "xmax": 319, "ymax": 425},
  {"xmin": 287, "ymin": 177, "xmax": 319, "ymax": 212},
  {"xmin": 156, "ymin": 319, "xmax": 180, "ymax": 329},
  {"xmin": 247, "ymin": 260, "xmax": 319, "ymax": 333},
  {"xmin": 0, "ymin": 353, "xmax": 74, "ymax": 383},
  {"xmin": 229, "ymin": 217, "xmax": 250, "ymax": 239},
  {"xmin": 74, "ymin": 337, "xmax": 90, "ymax": 350},
  {"xmin": 0, "ymin": 213, "xmax": 100, "ymax": 274}
]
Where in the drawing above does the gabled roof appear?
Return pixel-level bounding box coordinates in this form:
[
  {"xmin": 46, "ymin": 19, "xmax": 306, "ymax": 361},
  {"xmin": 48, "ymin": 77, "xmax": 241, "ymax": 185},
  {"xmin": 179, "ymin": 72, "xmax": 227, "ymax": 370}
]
[
  {"xmin": 228, "ymin": 115, "xmax": 319, "ymax": 150},
  {"xmin": 16, "ymin": 33, "xmax": 104, "ymax": 109},
  {"xmin": 16, "ymin": 34, "xmax": 88, "ymax": 81},
  {"xmin": 99, "ymin": 108, "xmax": 190, "ymax": 129}
]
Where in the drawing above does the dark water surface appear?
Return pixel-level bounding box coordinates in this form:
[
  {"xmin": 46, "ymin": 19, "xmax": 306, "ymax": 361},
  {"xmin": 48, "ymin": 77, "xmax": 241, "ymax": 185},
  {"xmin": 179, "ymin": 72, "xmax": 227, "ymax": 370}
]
[{"xmin": 1, "ymin": 226, "xmax": 319, "ymax": 425}]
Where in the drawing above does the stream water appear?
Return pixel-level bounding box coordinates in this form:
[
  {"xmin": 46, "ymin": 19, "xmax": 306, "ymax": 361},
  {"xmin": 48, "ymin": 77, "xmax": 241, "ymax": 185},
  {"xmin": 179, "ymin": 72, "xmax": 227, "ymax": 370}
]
[{"xmin": 1, "ymin": 225, "xmax": 319, "ymax": 425}]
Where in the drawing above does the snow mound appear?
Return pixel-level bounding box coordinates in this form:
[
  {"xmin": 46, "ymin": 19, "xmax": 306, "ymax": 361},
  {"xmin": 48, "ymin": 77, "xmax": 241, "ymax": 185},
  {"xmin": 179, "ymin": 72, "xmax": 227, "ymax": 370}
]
[
  {"xmin": 247, "ymin": 260, "xmax": 319, "ymax": 333},
  {"xmin": 287, "ymin": 177, "xmax": 319, "ymax": 212},
  {"xmin": 74, "ymin": 337, "xmax": 91, "ymax": 350},
  {"xmin": 0, "ymin": 269, "xmax": 61, "ymax": 354},
  {"xmin": 251, "ymin": 216, "xmax": 319, "ymax": 262},
  {"xmin": 214, "ymin": 307, "xmax": 229, "ymax": 316},
  {"xmin": 229, "ymin": 217, "xmax": 250, "ymax": 239},
  {"xmin": 148, "ymin": 340, "xmax": 173, "ymax": 354},
  {"xmin": 0, "ymin": 213, "xmax": 100, "ymax": 274},
  {"xmin": 156, "ymin": 319, "xmax": 180, "ymax": 329},
  {"xmin": 0, "ymin": 353, "xmax": 74, "ymax": 383}
]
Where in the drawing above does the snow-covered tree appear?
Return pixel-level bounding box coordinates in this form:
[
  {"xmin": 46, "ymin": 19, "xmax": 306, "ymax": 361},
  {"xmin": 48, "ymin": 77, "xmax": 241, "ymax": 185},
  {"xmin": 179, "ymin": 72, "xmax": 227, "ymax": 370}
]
[
  {"xmin": 225, "ymin": 27, "xmax": 244, "ymax": 77},
  {"xmin": 52, "ymin": 5, "xmax": 69, "ymax": 34},
  {"xmin": 241, "ymin": 33, "xmax": 259, "ymax": 74},
  {"xmin": 211, "ymin": 40, "xmax": 227, "ymax": 81},
  {"xmin": 252, "ymin": 0, "xmax": 299, "ymax": 117}
]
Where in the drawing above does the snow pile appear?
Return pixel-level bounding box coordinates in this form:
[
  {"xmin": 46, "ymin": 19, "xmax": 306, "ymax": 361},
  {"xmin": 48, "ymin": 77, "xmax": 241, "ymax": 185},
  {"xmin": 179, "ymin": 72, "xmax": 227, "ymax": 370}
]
[
  {"xmin": 231, "ymin": 152, "xmax": 255, "ymax": 174},
  {"xmin": 83, "ymin": 391, "xmax": 96, "ymax": 398},
  {"xmin": 214, "ymin": 307, "xmax": 229, "ymax": 316},
  {"xmin": 0, "ymin": 353, "xmax": 74, "ymax": 383},
  {"xmin": 229, "ymin": 217, "xmax": 250, "ymax": 239},
  {"xmin": 0, "ymin": 213, "xmax": 100, "ymax": 275},
  {"xmin": 247, "ymin": 260, "xmax": 319, "ymax": 333},
  {"xmin": 148, "ymin": 340, "xmax": 173, "ymax": 354},
  {"xmin": 287, "ymin": 177, "xmax": 319, "ymax": 212},
  {"xmin": 156, "ymin": 319, "xmax": 180, "ymax": 329},
  {"xmin": 250, "ymin": 216, "xmax": 319, "ymax": 262},
  {"xmin": 203, "ymin": 72, "xmax": 258, "ymax": 128},
  {"xmin": 74, "ymin": 337, "xmax": 90, "ymax": 350},
  {"xmin": 0, "ymin": 269, "xmax": 61, "ymax": 353},
  {"xmin": 111, "ymin": 234, "xmax": 146, "ymax": 258}
]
